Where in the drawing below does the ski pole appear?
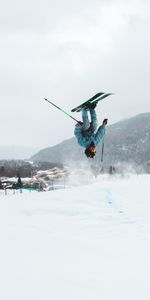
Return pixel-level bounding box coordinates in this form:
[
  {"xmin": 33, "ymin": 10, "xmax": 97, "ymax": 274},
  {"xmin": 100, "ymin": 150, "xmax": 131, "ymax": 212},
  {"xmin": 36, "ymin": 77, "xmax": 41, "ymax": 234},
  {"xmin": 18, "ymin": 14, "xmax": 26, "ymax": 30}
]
[
  {"xmin": 101, "ymin": 142, "xmax": 105, "ymax": 162},
  {"xmin": 44, "ymin": 98, "xmax": 79, "ymax": 123},
  {"xmin": 101, "ymin": 126, "xmax": 106, "ymax": 163}
]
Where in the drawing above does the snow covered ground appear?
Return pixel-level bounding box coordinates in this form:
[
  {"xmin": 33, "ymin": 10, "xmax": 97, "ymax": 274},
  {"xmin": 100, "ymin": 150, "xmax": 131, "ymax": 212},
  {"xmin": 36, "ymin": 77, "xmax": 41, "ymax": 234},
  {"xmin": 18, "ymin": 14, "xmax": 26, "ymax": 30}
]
[{"xmin": 0, "ymin": 174, "xmax": 150, "ymax": 300}]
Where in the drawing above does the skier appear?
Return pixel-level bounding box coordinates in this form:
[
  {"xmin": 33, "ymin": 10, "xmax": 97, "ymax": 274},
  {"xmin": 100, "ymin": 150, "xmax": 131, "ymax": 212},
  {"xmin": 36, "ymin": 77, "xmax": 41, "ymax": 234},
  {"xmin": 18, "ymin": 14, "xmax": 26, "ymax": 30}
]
[{"xmin": 74, "ymin": 103, "xmax": 108, "ymax": 158}]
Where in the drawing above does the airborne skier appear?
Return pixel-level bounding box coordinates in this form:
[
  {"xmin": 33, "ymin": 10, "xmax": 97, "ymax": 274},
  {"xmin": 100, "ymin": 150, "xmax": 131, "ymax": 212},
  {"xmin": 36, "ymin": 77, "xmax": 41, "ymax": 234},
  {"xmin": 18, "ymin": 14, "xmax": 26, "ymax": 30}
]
[
  {"xmin": 44, "ymin": 92, "xmax": 111, "ymax": 158},
  {"xmin": 74, "ymin": 103, "xmax": 108, "ymax": 158}
]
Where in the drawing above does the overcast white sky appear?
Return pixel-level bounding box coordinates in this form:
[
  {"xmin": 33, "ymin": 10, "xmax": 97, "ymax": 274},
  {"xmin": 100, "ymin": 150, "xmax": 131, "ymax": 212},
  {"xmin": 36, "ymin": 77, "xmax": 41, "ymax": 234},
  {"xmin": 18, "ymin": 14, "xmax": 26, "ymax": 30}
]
[{"xmin": 0, "ymin": 0, "xmax": 150, "ymax": 149}]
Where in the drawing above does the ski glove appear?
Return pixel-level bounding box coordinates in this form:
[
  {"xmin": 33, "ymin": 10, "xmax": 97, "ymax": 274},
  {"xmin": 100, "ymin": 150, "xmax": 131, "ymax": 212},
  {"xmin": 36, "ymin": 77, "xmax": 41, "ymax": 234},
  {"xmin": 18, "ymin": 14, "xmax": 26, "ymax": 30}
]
[
  {"xmin": 76, "ymin": 121, "xmax": 83, "ymax": 126},
  {"xmin": 103, "ymin": 118, "xmax": 108, "ymax": 125}
]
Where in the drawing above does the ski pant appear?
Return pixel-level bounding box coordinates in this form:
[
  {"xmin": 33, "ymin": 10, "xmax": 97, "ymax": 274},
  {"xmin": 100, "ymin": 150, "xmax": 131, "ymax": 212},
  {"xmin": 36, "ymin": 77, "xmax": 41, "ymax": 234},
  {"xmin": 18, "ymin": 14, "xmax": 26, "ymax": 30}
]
[{"xmin": 82, "ymin": 108, "xmax": 98, "ymax": 133}]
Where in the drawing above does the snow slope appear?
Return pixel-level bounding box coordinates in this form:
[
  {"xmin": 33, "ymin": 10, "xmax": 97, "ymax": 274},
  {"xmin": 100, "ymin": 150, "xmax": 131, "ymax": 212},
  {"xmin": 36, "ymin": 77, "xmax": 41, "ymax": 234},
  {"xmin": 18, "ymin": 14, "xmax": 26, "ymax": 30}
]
[{"xmin": 0, "ymin": 175, "xmax": 150, "ymax": 300}]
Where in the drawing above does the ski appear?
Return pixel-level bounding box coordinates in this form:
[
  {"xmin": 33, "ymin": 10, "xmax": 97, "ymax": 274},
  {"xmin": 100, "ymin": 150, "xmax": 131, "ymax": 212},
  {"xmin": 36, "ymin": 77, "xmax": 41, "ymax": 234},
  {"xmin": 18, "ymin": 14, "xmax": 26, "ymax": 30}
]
[
  {"xmin": 71, "ymin": 92, "xmax": 113, "ymax": 112},
  {"xmin": 71, "ymin": 93, "xmax": 104, "ymax": 112}
]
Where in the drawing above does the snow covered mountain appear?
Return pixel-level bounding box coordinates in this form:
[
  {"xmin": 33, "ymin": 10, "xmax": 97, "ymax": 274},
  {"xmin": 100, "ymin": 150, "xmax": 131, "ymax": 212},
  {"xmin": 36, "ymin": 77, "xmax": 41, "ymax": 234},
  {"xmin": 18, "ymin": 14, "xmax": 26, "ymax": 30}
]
[{"xmin": 31, "ymin": 112, "xmax": 150, "ymax": 171}]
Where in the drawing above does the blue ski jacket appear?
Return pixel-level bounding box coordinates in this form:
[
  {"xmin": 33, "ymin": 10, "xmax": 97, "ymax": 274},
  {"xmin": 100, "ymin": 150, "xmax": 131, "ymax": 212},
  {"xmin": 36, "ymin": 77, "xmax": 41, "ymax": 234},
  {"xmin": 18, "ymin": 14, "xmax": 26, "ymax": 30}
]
[{"xmin": 74, "ymin": 123, "xmax": 105, "ymax": 148}]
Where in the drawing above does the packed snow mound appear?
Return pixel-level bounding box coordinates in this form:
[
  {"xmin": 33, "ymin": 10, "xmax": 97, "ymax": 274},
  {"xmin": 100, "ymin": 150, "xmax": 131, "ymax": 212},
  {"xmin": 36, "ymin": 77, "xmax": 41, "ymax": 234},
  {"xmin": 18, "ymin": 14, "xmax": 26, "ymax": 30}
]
[{"xmin": 0, "ymin": 175, "xmax": 150, "ymax": 300}]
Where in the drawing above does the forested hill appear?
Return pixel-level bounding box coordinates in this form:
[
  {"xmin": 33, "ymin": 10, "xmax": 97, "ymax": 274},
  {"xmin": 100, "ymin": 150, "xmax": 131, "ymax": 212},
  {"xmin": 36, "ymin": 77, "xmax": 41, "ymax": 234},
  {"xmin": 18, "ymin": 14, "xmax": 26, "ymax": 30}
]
[{"xmin": 31, "ymin": 113, "xmax": 150, "ymax": 171}]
